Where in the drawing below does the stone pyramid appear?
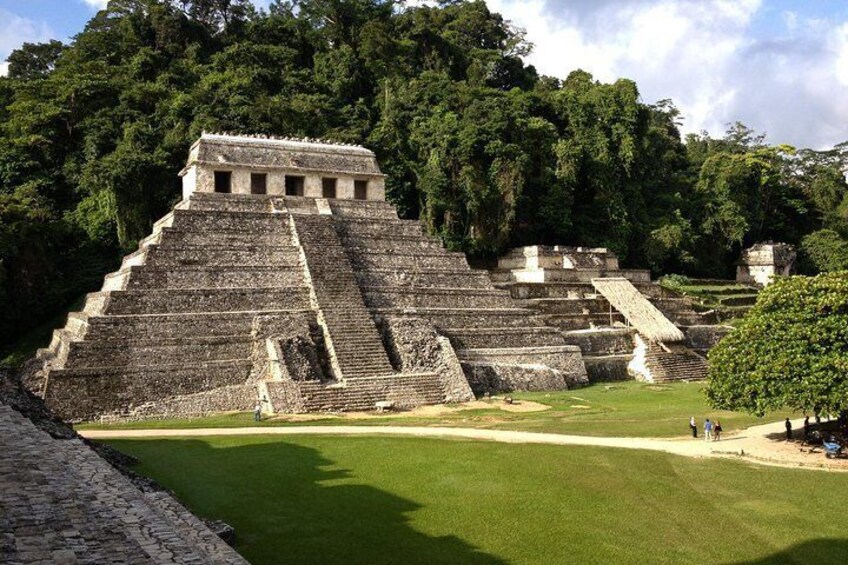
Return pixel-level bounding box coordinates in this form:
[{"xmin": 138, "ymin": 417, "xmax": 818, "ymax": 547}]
[{"xmin": 29, "ymin": 134, "xmax": 586, "ymax": 421}]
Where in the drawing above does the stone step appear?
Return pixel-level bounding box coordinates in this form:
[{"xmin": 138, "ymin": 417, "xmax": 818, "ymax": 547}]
[
  {"xmin": 337, "ymin": 217, "xmax": 425, "ymax": 238},
  {"xmin": 363, "ymin": 287, "xmax": 514, "ymax": 309},
  {"xmin": 102, "ymin": 287, "xmax": 311, "ymax": 315},
  {"xmin": 645, "ymin": 352, "xmax": 708, "ymax": 383},
  {"xmin": 45, "ymin": 360, "xmax": 253, "ymax": 421},
  {"xmin": 560, "ymin": 328, "xmax": 636, "ymax": 355},
  {"xmin": 169, "ymin": 208, "xmax": 290, "ymax": 232},
  {"xmin": 373, "ymin": 308, "xmax": 550, "ymax": 330},
  {"xmin": 65, "ymin": 336, "xmax": 252, "ymax": 368},
  {"xmin": 82, "ymin": 309, "xmax": 315, "ymax": 340},
  {"xmin": 523, "ymin": 297, "xmax": 613, "ymax": 315},
  {"xmin": 155, "ymin": 227, "xmax": 292, "ymax": 248},
  {"xmin": 109, "ymin": 265, "xmax": 305, "ymax": 290},
  {"xmin": 441, "ymin": 327, "xmax": 567, "ymax": 349},
  {"xmin": 328, "ymin": 200, "xmax": 400, "ymax": 219},
  {"xmin": 289, "ymin": 373, "xmax": 445, "ymax": 412},
  {"xmin": 356, "ymin": 269, "xmax": 492, "ymax": 289},
  {"xmin": 132, "ymin": 244, "xmax": 301, "ymax": 269},
  {"xmin": 542, "ymin": 313, "xmax": 627, "ymax": 331},
  {"xmin": 499, "ymin": 281, "xmax": 665, "ymax": 300},
  {"xmin": 186, "ymin": 193, "xmax": 276, "ymax": 213},
  {"xmin": 353, "ymin": 251, "xmax": 470, "ymax": 271}
]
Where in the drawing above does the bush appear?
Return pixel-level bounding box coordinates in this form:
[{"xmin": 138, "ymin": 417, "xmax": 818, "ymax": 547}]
[{"xmin": 659, "ymin": 274, "xmax": 691, "ymax": 291}]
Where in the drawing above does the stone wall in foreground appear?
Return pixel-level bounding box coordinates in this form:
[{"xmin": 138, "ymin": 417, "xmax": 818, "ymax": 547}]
[{"xmin": 0, "ymin": 372, "xmax": 247, "ymax": 564}]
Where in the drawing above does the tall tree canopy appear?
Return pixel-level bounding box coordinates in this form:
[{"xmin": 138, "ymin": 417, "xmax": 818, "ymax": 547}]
[
  {"xmin": 0, "ymin": 0, "xmax": 846, "ymax": 347},
  {"xmin": 707, "ymin": 272, "xmax": 848, "ymax": 416}
]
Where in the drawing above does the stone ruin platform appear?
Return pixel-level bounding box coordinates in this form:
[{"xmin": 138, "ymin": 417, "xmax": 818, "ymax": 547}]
[
  {"xmin": 0, "ymin": 373, "xmax": 246, "ymax": 564},
  {"xmin": 492, "ymin": 246, "xmax": 732, "ymax": 383},
  {"xmin": 30, "ymin": 193, "xmax": 586, "ymax": 421}
]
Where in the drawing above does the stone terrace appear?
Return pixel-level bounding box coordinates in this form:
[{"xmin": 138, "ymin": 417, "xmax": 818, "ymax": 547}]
[{"xmin": 492, "ymin": 246, "xmax": 730, "ymax": 383}]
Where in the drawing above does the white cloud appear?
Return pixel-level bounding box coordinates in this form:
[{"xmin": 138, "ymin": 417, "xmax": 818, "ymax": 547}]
[
  {"xmin": 486, "ymin": 0, "xmax": 848, "ymax": 149},
  {"xmin": 0, "ymin": 9, "xmax": 54, "ymax": 72},
  {"xmin": 81, "ymin": 0, "xmax": 108, "ymax": 9}
]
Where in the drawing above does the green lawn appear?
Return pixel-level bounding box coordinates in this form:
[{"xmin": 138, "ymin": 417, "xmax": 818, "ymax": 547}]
[
  {"xmin": 110, "ymin": 435, "xmax": 848, "ymax": 565},
  {"xmin": 81, "ymin": 382, "xmax": 796, "ymax": 438}
]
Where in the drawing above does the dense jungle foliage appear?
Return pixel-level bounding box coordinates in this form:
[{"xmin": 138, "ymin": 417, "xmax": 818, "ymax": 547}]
[{"xmin": 1, "ymin": 0, "xmax": 847, "ymax": 345}]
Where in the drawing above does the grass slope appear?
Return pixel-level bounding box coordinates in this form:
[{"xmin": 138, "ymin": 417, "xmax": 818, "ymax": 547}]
[
  {"xmin": 110, "ymin": 435, "xmax": 848, "ymax": 565},
  {"xmin": 82, "ymin": 382, "xmax": 796, "ymax": 438}
]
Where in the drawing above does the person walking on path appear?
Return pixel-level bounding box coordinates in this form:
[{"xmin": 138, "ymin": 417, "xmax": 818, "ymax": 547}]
[
  {"xmin": 254, "ymin": 402, "xmax": 262, "ymax": 422},
  {"xmin": 803, "ymin": 416, "xmax": 810, "ymax": 440},
  {"xmin": 690, "ymin": 416, "xmax": 697, "ymax": 438},
  {"xmin": 714, "ymin": 420, "xmax": 722, "ymax": 441},
  {"xmin": 785, "ymin": 418, "xmax": 792, "ymax": 440},
  {"xmin": 704, "ymin": 419, "xmax": 713, "ymax": 441}
]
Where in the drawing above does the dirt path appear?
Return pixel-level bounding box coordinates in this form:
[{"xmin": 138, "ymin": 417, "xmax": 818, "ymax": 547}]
[{"xmin": 80, "ymin": 417, "xmax": 846, "ymax": 472}]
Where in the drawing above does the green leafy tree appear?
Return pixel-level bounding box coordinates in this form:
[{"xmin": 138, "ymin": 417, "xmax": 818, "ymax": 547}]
[
  {"xmin": 707, "ymin": 272, "xmax": 848, "ymax": 416},
  {"xmin": 800, "ymin": 229, "xmax": 848, "ymax": 273},
  {"xmin": 5, "ymin": 40, "xmax": 65, "ymax": 80}
]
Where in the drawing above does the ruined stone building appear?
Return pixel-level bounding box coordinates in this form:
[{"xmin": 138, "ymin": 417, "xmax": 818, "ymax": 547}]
[
  {"xmin": 491, "ymin": 246, "xmax": 730, "ymax": 383},
  {"xmin": 736, "ymin": 242, "xmax": 796, "ymax": 287},
  {"xmin": 30, "ymin": 134, "xmax": 586, "ymax": 421}
]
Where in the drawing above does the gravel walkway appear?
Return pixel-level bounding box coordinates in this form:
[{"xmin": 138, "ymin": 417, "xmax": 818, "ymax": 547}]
[{"xmin": 80, "ymin": 417, "xmax": 847, "ymax": 472}]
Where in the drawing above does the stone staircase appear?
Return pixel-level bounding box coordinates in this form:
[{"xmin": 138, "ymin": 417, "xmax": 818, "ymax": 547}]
[
  {"xmin": 330, "ymin": 200, "xmax": 587, "ymax": 393},
  {"xmin": 290, "ymin": 213, "xmax": 396, "ymax": 379},
  {"xmin": 643, "ymin": 345, "xmax": 708, "ymax": 383}
]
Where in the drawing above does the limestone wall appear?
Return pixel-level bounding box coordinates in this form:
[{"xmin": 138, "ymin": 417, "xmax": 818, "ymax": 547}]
[
  {"xmin": 377, "ymin": 315, "xmax": 474, "ymax": 403},
  {"xmin": 1, "ymin": 375, "xmax": 247, "ymax": 564}
]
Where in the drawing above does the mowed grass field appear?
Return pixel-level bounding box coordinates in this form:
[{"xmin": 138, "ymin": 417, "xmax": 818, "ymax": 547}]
[
  {"xmin": 82, "ymin": 382, "xmax": 797, "ymax": 438},
  {"xmin": 110, "ymin": 435, "xmax": 848, "ymax": 565}
]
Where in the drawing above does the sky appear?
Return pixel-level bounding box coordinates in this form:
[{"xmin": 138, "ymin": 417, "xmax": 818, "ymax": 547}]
[{"xmin": 0, "ymin": 0, "xmax": 847, "ymax": 149}]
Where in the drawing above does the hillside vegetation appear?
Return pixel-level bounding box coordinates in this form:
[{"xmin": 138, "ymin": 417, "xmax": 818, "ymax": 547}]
[{"xmin": 1, "ymin": 0, "xmax": 847, "ymax": 346}]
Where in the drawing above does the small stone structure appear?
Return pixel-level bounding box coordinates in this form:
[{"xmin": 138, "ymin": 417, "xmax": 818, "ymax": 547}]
[
  {"xmin": 0, "ymin": 372, "xmax": 246, "ymax": 564},
  {"xmin": 30, "ymin": 134, "xmax": 586, "ymax": 421},
  {"xmin": 736, "ymin": 242, "xmax": 796, "ymax": 287},
  {"xmin": 180, "ymin": 132, "xmax": 386, "ymax": 200},
  {"xmin": 492, "ymin": 246, "xmax": 731, "ymax": 383}
]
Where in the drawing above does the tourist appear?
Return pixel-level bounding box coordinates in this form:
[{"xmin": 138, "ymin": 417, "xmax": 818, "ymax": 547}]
[
  {"xmin": 785, "ymin": 418, "xmax": 792, "ymax": 440},
  {"xmin": 803, "ymin": 416, "xmax": 810, "ymax": 439},
  {"xmin": 689, "ymin": 416, "xmax": 697, "ymax": 438},
  {"xmin": 254, "ymin": 402, "xmax": 262, "ymax": 422},
  {"xmin": 714, "ymin": 420, "xmax": 722, "ymax": 441},
  {"xmin": 704, "ymin": 418, "xmax": 713, "ymax": 441}
]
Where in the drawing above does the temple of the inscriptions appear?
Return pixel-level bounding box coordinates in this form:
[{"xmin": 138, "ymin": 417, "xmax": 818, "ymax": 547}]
[{"xmin": 28, "ymin": 133, "xmax": 588, "ymax": 420}]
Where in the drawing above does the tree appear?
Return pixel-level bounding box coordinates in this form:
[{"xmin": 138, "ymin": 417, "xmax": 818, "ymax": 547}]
[
  {"xmin": 5, "ymin": 41, "xmax": 65, "ymax": 80},
  {"xmin": 800, "ymin": 229, "xmax": 848, "ymax": 273},
  {"xmin": 706, "ymin": 272, "xmax": 848, "ymax": 416}
]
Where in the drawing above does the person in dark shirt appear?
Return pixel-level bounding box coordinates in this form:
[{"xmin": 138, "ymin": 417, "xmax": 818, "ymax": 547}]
[{"xmin": 785, "ymin": 418, "xmax": 792, "ymax": 440}]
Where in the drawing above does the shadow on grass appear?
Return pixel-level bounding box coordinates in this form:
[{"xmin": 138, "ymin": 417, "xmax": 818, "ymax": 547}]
[
  {"xmin": 729, "ymin": 538, "xmax": 848, "ymax": 564},
  {"xmin": 113, "ymin": 439, "xmax": 507, "ymax": 565}
]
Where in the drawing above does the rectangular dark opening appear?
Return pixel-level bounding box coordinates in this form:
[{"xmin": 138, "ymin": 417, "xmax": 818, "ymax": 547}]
[
  {"xmin": 251, "ymin": 173, "xmax": 267, "ymax": 195},
  {"xmin": 354, "ymin": 180, "xmax": 368, "ymax": 200},
  {"xmin": 285, "ymin": 175, "xmax": 304, "ymax": 196},
  {"xmin": 214, "ymin": 171, "xmax": 232, "ymax": 193},
  {"xmin": 322, "ymin": 177, "xmax": 337, "ymax": 199}
]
